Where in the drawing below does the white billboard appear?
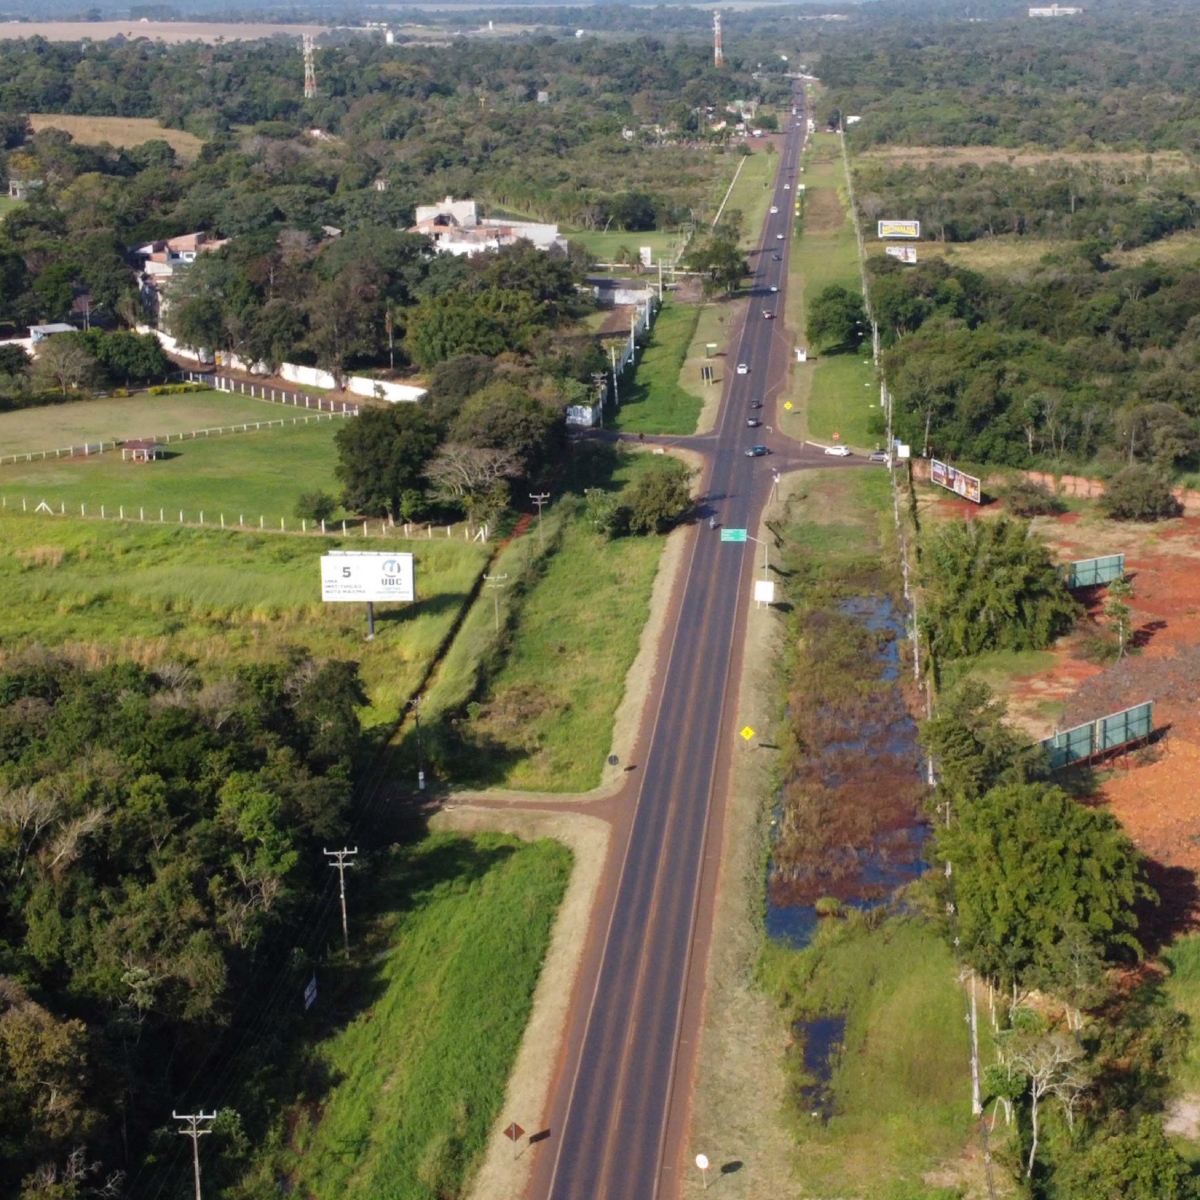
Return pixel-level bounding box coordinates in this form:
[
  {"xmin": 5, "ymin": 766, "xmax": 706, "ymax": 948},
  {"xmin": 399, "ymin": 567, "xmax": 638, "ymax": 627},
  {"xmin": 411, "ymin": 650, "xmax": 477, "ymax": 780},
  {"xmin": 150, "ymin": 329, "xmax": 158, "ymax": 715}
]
[
  {"xmin": 878, "ymin": 220, "xmax": 920, "ymax": 239},
  {"xmin": 886, "ymin": 245, "xmax": 917, "ymax": 264},
  {"xmin": 321, "ymin": 551, "xmax": 415, "ymax": 602}
]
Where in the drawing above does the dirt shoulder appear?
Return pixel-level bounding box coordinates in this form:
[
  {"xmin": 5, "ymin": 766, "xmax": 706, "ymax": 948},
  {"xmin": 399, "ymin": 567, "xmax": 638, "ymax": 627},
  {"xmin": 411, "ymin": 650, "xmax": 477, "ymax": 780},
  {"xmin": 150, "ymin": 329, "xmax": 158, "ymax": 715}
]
[{"xmin": 431, "ymin": 806, "xmax": 612, "ymax": 1200}]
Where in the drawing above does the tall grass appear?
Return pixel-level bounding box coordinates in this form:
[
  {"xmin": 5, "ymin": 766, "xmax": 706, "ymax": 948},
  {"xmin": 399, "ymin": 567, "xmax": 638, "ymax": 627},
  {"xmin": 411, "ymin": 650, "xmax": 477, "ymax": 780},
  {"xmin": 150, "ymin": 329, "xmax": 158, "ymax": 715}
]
[
  {"xmin": 239, "ymin": 832, "xmax": 572, "ymax": 1200},
  {"xmin": 0, "ymin": 514, "xmax": 487, "ymax": 729},
  {"xmin": 611, "ymin": 301, "xmax": 704, "ymax": 435}
]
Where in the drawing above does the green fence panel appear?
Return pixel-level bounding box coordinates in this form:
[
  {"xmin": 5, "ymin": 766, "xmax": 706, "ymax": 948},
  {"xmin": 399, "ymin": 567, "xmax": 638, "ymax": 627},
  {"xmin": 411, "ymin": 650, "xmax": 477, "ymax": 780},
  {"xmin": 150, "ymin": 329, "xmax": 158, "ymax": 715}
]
[
  {"xmin": 1041, "ymin": 701, "xmax": 1153, "ymax": 769},
  {"xmin": 1062, "ymin": 553, "xmax": 1125, "ymax": 589}
]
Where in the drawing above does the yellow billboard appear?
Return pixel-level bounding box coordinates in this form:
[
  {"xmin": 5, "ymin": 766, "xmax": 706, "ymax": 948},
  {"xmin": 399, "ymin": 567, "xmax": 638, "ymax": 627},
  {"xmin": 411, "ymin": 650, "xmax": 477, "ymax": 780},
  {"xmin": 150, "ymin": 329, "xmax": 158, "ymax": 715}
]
[{"xmin": 877, "ymin": 219, "xmax": 920, "ymax": 239}]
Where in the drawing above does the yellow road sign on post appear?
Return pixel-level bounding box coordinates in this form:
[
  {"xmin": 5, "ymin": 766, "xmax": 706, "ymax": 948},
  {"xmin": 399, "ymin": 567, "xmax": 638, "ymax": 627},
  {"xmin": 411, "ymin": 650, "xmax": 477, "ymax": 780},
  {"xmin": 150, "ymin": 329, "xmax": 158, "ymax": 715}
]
[
  {"xmin": 740, "ymin": 726, "xmax": 755, "ymax": 741},
  {"xmin": 783, "ymin": 401, "xmax": 793, "ymax": 411}
]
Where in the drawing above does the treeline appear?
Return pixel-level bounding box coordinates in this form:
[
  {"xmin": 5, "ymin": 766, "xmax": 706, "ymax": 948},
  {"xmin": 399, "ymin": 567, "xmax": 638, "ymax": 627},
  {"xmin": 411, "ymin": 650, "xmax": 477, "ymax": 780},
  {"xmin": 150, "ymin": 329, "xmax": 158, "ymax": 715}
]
[
  {"xmin": 855, "ymin": 160, "xmax": 1200, "ymax": 249},
  {"xmin": 0, "ymin": 35, "xmax": 784, "ymax": 233},
  {"xmin": 0, "ymin": 653, "xmax": 368, "ymax": 1200},
  {"xmin": 820, "ymin": 7, "xmax": 1200, "ymax": 151},
  {"xmin": 871, "ymin": 254, "xmax": 1200, "ymax": 470}
]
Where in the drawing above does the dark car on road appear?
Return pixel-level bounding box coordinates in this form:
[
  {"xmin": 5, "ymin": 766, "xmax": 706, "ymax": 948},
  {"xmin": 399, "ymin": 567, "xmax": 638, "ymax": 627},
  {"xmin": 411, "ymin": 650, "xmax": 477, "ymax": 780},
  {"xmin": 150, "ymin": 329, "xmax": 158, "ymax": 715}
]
[
  {"xmin": 744, "ymin": 445, "xmax": 769, "ymax": 457},
  {"xmin": 749, "ymin": 399, "xmax": 763, "ymax": 409}
]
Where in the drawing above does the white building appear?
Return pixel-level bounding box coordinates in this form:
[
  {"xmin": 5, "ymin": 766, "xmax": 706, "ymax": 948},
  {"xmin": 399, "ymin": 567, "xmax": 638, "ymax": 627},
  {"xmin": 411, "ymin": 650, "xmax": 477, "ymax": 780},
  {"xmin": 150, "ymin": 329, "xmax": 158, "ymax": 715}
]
[
  {"xmin": 410, "ymin": 196, "xmax": 568, "ymax": 257},
  {"xmin": 134, "ymin": 232, "xmax": 229, "ymax": 325}
]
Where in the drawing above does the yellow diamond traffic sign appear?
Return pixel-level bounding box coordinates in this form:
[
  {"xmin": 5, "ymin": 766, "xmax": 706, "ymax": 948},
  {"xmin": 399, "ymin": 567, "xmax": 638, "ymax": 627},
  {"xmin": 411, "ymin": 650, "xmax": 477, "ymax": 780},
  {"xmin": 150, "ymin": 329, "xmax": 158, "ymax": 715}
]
[
  {"xmin": 740, "ymin": 726, "xmax": 755, "ymax": 741},
  {"xmin": 783, "ymin": 401, "xmax": 793, "ymax": 411}
]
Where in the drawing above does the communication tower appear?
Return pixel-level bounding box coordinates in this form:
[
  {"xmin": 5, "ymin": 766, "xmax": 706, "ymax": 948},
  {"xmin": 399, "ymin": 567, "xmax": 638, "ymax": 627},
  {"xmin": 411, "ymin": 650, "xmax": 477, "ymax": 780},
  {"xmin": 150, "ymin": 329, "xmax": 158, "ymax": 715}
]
[
  {"xmin": 303, "ymin": 34, "xmax": 317, "ymax": 99},
  {"xmin": 713, "ymin": 11, "xmax": 723, "ymax": 67}
]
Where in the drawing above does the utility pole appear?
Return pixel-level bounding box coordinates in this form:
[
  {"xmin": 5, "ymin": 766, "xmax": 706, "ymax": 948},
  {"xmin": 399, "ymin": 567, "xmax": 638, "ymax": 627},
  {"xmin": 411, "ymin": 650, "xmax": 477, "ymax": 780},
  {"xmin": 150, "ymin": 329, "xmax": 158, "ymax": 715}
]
[
  {"xmin": 324, "ymin": 847, "xmax": 357, "ymax": 958},
  {"xmin": 410, "ymin": 693, "xmax": 425, "ymax": 791},
  {"xmin": 713, "ymin": 10, "xmax": 723, "ymax": 66},
  {"xmin": 483, "ymin": 573, "xmax": 509, "ymax": 632},
  {"xmin": 173, "ymin": 1111, "xmax": 217, "ymax": 1200},
  {"xmin": 529, "ymin": 493, "xmax": 550, "ymax": 551}
]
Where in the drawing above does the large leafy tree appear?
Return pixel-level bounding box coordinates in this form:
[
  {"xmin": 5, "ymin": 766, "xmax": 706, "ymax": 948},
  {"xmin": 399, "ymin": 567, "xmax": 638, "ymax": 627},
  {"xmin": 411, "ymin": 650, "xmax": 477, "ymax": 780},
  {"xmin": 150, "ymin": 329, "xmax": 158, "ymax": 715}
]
[
  {"xmin": 334, "ymin": 404, "xmax": 440, "ymax": 518},
  {"xmin": 806, "ymin": 284, "xmax": 868, "ymax": 351},
  {"xmin": 920, "ymin": 516, "xmax": 1080, "ymax": 660},
  {"xmin": 935, "ymin": 782, "xmax": 1149, "ymax": 989}
]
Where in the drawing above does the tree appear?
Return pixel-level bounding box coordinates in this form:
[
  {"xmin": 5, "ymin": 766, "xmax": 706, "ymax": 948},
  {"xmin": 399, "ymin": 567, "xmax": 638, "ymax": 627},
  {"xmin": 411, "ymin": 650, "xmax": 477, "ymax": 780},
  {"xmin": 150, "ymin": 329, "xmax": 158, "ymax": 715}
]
[
  {"xmin": 920, "ymin": 679, "xmax": 1043, "ymax": 805},
  {"xmin": 806, "ymin": 284, "xmax": 868, "ymax": 352},
  {"xmin": 625, "ymin": 458, "xmax": 694, "ymax": 533},
  {"xmin": 403, "ymin": 292, "xmax": 509, "ymax": 369},
  {"xmin": 685, "ymin": 231, "xmax": 747, "ymax": 296},
  {"xmin": 1052, "ymin": 1115, "xmax": 1197, "ymax": 1200},
  {"xmin": 334, "ymin": 405, "xmax": 440, "ymax": 518},
  {"xmin": 1005, "ymin": 1025, "xmax": 1088, "ymax": 1176},
  {"xmin": 1105, "ymin": 575, "xmax": 1135, "ymax": 658},
  {"xmin": 294, "ymin": 491, "xmax": 337, "ymax": 522},
  {"xmin": 1100, "ymin": 465, "xmax": 1181, "ymax": 521},
  {"xmin": 81, "ymin": 329, "xmax": 169, "ymax": 386},
  {"xmin": 32, "ymin": 337, "xmax": 93, "ymax": 396},
  {"xmin": 424, "ymin": 443, "xmax": 520, "ymax": 521},
  {"xmin": 920, "ymin": 517, "xmax": 1080, "ymax": 660},
  {"xmin": 935, "ymin": 782, "xmax": 1148, "ymax": 990},
  {"xmin": 451, "ymin": 383, "xmax": 564, "ymax": 478}
]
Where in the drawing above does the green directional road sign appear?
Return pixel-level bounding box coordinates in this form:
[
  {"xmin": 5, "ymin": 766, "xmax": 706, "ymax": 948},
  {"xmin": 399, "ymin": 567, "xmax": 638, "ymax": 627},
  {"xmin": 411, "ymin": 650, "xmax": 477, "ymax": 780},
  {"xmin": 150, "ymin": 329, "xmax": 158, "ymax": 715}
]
[{"xmin": 720, "ymin": 528, "xmax": 748, "ymax": 542}]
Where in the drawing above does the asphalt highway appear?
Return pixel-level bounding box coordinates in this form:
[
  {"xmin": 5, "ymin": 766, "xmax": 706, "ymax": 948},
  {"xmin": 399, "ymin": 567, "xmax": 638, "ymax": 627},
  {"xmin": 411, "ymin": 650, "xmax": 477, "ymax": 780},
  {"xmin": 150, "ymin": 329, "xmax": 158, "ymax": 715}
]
[{"xmin": 538, "ymin": 87, "xmax": 812, "ymax": 1200}]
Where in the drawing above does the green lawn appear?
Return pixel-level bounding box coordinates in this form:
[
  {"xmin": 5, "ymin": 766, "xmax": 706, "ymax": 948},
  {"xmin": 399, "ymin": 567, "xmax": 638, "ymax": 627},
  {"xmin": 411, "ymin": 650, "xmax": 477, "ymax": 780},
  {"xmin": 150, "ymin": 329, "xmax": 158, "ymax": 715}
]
[
  {"xmin": 416, "ymin": 444, "xmax": 673, "ymax": 793},
  {"xmin": 0, "ymin": 513, "xmax": 486, "ymax": 730},
  {"xmin": 0, "ymin": 195, "xmax": 24, "ymax": 220},
  {"xmin": 610, "ymin": 301, "xmax": 704, "ymax": 435},
  {"xmin": 0, "ymin": 418, "xmax": 345, "ymax": 523},
  {"xmin": 569, "ymin": 228, "xmax": 688, "ymax": 266},
  {"xmin": 721, "ymin": 146, "xmax": 782, "ymax": 249},
  {"xmin": 759, "ymin": 918, "xmax": 973, "ymax": 1197},
  {"xmin": 240, "ymin": 832, "xmax": 571, "ymax": 1200},
  {"xmin": 0, "ymin": 389, "xmax": 308, "ymax": 457},
  {"xmin": 806, "ymin": 352, "xmax": 883, "ymax": 449},
  {"xmin": 780, "ymin": 133, "xmax": 878, "ymax": 449}
]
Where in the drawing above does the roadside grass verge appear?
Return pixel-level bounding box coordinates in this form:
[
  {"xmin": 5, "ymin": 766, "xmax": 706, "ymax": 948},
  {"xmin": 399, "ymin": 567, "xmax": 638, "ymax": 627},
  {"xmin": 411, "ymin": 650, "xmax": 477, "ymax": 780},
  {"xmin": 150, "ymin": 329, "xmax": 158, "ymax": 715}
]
[
  {"xmin": 237, "ymin": 831, "xmax": 572, "ymax": 1200},
  {"xmin": 0, "ymin": 389, "xmax": 306, "ymax": 456},
  {"xmin": 610, "ymin": 301, "xmax": 704, "ymax": 435},
  {"xmin": 758, "ymin": 917, "xmax": 973, "ymax": 1197},
  {"xmin": 0, "ymin": 418, "xmax": 345, "ymax": 522},
  {"xmin": 678, "ymin": 300, "xmax": 737, "ymax": 408},
  {"xmin": 0, "ymin": 513, "xmax": 486, "ymax": 730},
  {"xmin": 568, "ymin": 228, "xmax": 685, "ymax": 264},
  {"xmin": 722, "ymin": 147, "xmax": 781, "ymax": 249},
  {"xmin": 417, "ymin": 442, "xmax": 675, "ymax": 792},
  {"xmin": 780, "ymin": 132, "xmax": 878, "ymax": 450}
]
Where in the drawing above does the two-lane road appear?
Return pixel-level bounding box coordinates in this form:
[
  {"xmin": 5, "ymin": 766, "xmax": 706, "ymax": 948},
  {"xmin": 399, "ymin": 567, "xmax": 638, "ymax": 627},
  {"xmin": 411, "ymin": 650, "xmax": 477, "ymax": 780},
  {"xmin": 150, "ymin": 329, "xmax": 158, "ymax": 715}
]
[{"xmin": 537, "ymin": 91, "xmax": 810, "ymax": 1200}]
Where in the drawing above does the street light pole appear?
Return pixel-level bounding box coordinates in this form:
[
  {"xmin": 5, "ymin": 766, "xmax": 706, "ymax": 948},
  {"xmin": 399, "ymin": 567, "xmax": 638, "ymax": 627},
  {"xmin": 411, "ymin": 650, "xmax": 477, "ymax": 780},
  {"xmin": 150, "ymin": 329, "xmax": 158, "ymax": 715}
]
[{"xmin": 410, "ymin": 693, "xmax": 424, "ymax": 791}]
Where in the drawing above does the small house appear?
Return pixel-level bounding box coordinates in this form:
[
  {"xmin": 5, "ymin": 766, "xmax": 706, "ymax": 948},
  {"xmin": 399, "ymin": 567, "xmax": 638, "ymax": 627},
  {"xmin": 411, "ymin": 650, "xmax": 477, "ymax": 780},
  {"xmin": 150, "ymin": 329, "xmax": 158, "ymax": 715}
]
[
  {"xmin": 121, "ymin": 439, "xmax": 161, "ymax": 463},
  {"xmin": 29, "ymin": 323, "xmax": 77, "ymax": 347},
  {"xmin": 8, "ymin": 179, "xmax": 42, "ymax": 201}
]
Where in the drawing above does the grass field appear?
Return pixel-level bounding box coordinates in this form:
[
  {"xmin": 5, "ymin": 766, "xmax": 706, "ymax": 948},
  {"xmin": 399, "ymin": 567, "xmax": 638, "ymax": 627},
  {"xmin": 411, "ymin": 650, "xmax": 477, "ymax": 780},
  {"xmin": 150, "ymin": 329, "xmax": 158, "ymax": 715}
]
[
  {"xmin": 610, "ymin": 301, "xmax": 704, "ymax": 435},
  {"xmin": 241, "ymin": 831, "xmax": 571, "ymax": 1200},
  {"xmin": 30, "ymin": 113, "xmax": 205, "ymax": 161},
  {"xmin": 0, "ymin": 418, "xmax": 345, "ymax": 523},
  {"xmin": 759, "ymin": 917, "xmax": 973, "ymax": 1197},
  {"xmin": 414, "ymin": 444, "xmax": 673, "ymax": 793},
  {"xmin": 0, "ymin": 195, "xmax": 23, "ymax": 220},
  {"xmin": 0, "ymin": 513, "xmax": 486, "ymax": 730},
  {"xmin": 568, "ymin": 228, "xmax": 687, "ymax": 265},
  {"xmin": 778, "ymin": 133, "xmax": 880, "ymax": 449},
  {"xmin": 721, "ymin": 147, "xmax": 781, "ymax": 249},
  {"xmin": 0, "ymin": 390, "xmax": 309, "ymax": 456},
  {"xmin": 677, "ymin": 300, "xmax": 736, "ymax": 408}
]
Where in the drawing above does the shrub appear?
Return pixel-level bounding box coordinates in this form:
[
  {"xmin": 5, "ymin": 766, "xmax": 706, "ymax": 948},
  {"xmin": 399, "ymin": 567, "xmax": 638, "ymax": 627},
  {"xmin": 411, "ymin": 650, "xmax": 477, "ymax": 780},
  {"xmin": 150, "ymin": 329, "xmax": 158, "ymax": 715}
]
[
  {"xmin": 1100, "ymin": 465, "xmax": 1182, "ymax": 521},
  {"xmin": 625, "ymin": 458, "xmax": 694, "ymax": 534},
  {"xmin": 147, "ymin": 382, "xmax": 207, "ymax": 396},
  {"xmin": 294, "ymin": 491, "xmax": 337, "ymax": 522},
  {"xmin": 1003, "ymin": 478, "xmax": 1066, "ymax": 518}
]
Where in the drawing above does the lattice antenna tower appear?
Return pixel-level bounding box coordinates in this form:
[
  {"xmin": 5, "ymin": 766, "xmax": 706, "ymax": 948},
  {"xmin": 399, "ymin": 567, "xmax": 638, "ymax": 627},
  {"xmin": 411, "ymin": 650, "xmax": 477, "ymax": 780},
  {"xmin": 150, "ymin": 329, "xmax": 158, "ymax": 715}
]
[
  {"xmin": 713, "ymin": 11, "xmax": 723, "ymax": 67},
  {"xmin": 303, "ymin": 34, "xmax": 317, "ymax": 99}
]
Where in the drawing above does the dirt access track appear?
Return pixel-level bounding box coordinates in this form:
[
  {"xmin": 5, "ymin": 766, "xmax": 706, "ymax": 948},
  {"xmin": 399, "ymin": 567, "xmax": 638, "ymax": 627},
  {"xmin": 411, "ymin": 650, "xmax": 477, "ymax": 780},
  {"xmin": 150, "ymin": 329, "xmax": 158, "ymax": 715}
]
[{"xmin": 929, "ymin": 492, "xmax": 1200, "ymax": 924}]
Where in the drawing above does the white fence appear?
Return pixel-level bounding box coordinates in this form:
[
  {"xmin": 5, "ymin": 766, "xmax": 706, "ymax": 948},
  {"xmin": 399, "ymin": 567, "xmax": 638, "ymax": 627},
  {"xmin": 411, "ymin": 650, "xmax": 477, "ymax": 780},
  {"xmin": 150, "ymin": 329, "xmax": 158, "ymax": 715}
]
[
  {"xmin": 187, "ymin": 371, "xmax": 361, "ymax": 414},
  {"xmin": 0, "ymin": 411, "xmax": 350, "ymax": 466},
  {"xmin": 1, "ymin": 496, "xmax": 491, "ymax": 542}
]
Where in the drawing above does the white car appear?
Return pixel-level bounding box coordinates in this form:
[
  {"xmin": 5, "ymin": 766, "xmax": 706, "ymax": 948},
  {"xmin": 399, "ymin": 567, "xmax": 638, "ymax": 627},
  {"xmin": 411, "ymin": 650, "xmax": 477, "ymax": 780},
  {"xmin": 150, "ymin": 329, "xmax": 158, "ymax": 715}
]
[
  {"xmin": 776, "ymin": 233, "xmax": 785, "ymax": 240},
  {"xmin": 736, "ymin": 362, "xmax": 749, "ymax": 375},
  {"xmin": 784, "ymin": 183, "xmax": 791, "ymax": 190},
  {"xmin": 770, "ymin": 205, "xmax": 779, "ymax": 214},
  {"xmin": 769, "ymin": 285, "xmax": 779, "ymax": 292},
  {"xmin": 824, "ymin": 444, "xmax": 851, "ymax": 457}
]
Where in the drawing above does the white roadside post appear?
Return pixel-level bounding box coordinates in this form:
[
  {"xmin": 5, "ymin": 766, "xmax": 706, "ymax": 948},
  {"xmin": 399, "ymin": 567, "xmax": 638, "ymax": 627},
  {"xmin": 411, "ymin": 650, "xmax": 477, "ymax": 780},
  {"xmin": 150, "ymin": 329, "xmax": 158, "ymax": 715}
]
[{"xmin": 695, "ymin": 1154, "xmax": 710, "ymax": 1190}]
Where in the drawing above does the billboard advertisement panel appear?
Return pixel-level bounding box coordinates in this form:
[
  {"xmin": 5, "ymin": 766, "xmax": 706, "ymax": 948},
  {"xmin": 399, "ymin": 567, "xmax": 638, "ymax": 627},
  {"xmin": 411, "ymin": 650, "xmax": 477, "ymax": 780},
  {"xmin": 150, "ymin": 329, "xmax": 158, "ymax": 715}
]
[
  {"xmin": 886, "ymin": 245, "xmax": 918, "ymax": 263},
  {"xmin": 321, "ymin": 551, "xmax": 415, "ymax": 602},
  {"xmin": 877, "ymin": 219, "xmax": 920, "ymax": 239},
  {"xmin": 930, "ymin": 458, "xmax": 982, "ymax": 504}
]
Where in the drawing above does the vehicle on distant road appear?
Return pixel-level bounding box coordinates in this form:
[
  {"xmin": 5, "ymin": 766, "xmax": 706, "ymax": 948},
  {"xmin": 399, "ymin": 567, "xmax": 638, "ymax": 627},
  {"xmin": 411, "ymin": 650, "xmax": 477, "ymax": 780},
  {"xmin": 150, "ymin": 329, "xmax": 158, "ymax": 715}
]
[
  {"xmin": 772, "ymin": 253, "xmax": 781, "ymax": 261},
  {"xmin": 745, "ymin": 445, "xmax": 769, "ymax": 457},
  {"xmin": 776, "ymin": 233, "xmax": 785, "ymax": 240},
  {"xmin": 747, "ymin": 417, "xmax": 762, "ymax": 427},
  {"xmin": 784, "ymin": 183, "xmax": 791, "ymax": 190},
  {"xmin": 824, "ymin": 444, "xmax": 851, "ymax": 457},
  {"xmin": 868, "ymin": 450, "xmax": 890, "ymax": 463},
  {"xmin": 749, "ymin": 399, "xmax": 763, "ymax": 409},
  {"xmin": 770, "ymin": 205, "xmax": 779, "ymax": 214},
  {"xmin": 736, "ymin": 362, "xmax": 749, "ymax": 375},
  {"xmin": 763, "ymin": 310, "xmax": 774, "ymax": 319},
  {"xmin": 769, "ymin": 285, "xmax": 778, "ymax": 292}
]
